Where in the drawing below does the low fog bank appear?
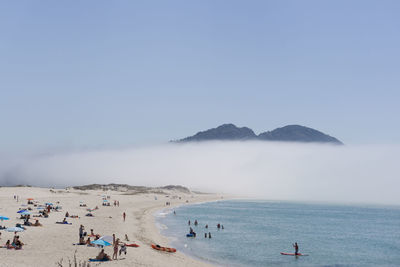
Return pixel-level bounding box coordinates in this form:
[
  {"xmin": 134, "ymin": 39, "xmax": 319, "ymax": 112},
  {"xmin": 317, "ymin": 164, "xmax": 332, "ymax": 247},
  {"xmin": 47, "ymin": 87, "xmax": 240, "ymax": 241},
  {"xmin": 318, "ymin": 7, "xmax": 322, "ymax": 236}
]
[{"xmin": 1, "ymin": 142, "xmax": 399, "ymax": 205}]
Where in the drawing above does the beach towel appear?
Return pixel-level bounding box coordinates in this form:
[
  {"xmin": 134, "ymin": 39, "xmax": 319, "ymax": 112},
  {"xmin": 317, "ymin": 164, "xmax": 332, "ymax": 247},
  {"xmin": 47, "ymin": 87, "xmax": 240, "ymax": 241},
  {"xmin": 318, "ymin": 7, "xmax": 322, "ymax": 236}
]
[{"xmin": 89, "ymin": 258, "xmax": 109, "ymax": 262}]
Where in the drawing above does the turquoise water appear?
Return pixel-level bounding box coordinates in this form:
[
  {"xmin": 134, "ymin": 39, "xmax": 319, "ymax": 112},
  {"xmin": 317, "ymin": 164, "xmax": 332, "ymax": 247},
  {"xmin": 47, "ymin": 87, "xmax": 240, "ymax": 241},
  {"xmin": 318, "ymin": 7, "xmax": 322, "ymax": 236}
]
[{"xmin": 156, "ymin": 200, "xmax": 400, "ymax": 266}]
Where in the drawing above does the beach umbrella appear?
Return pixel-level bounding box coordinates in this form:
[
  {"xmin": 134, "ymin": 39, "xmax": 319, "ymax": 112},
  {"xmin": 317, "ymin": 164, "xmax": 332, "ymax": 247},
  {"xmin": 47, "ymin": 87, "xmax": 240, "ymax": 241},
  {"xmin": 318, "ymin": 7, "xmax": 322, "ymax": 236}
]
[
  {"xmin": 91, "ymin": 239, "xmax": 111, "ymax": 247},
  {"xmin": 27, "ymin": 198, "xmax": 34, "ymax": 200},
  {"xmin": 17, "ymin": 209, "xmax": 27, "ymax": 213},
  {"xmin": 45, "ymin": 203, "xmax": 53, "ymax": 206},
  {"xmin": 99, "ymin": 235, "xmax": 113, "ymax": 243},
  {"xmin": 20, "ymin": 211, "xmax": 31, "ymax": 215},
  {"xmin": 0, "ymin": 216, "xmax": 9, "ymax": 227},
  {"xmin": 6, "ymin": 227, "xmax": 24, "ymax": 232}
]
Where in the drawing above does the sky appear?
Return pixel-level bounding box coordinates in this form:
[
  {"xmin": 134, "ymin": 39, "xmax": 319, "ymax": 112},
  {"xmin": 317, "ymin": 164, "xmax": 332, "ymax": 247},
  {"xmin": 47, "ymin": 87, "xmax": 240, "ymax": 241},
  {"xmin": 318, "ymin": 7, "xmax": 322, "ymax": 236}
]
[{"xmin": 1, "ymin": 0, "xmax": 400, "ymax": 153}]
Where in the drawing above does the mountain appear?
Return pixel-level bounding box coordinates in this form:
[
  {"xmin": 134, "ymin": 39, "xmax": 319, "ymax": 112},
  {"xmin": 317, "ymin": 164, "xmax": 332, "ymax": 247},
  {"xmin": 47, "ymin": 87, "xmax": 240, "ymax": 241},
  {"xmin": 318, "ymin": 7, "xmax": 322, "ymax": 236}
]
[
  {"xmin": 177, "ymin": 124, "xmax": 343, "ymax": 144},
  {"xmin": 178, "ymin": 124, "xmax": 257, "ymax": 142},
  {"xmin": 258, "ymin": 125, "xmax": 343, "ymax": 144}
]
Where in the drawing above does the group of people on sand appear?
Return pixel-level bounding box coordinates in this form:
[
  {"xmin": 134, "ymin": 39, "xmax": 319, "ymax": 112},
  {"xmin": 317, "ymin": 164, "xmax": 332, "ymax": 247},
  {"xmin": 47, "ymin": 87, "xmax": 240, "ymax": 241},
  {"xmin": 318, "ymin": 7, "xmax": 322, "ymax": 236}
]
[
  {"xmin": 90, "ymin": 233, "xmax": 129, "ymax": 262},
  {"xmin": 77, "ymin": 223, "xmax": 130, "ymax": 262},
  {"xmin": 2, "ymin": 232, "xmax": 24, "ymax": 250}
]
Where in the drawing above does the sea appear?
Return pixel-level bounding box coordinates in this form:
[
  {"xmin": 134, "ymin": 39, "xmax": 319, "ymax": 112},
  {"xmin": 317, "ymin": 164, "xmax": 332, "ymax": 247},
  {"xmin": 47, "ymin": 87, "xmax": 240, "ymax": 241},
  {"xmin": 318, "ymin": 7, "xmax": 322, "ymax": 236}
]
[{"xmin": 155, "ymin": 200, "xmax": 400, "ymax": 267}]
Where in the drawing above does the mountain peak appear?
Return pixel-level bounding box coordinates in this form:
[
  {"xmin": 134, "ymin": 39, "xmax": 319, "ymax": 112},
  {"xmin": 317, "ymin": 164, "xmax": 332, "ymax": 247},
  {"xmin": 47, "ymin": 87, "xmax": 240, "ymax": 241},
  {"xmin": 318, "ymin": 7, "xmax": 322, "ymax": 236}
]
[
  {"xmin": 258, "ymin": 125, "xmax": 343, "ymax": 144},
  {"xmin": 178, "ymin": 123, "xmax": 257, "ymax": 142}
]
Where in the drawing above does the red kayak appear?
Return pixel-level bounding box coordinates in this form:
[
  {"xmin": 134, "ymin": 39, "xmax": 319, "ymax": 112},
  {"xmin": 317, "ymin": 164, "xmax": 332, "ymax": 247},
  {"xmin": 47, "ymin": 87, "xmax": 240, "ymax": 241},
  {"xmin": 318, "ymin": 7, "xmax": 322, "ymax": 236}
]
[
  {"xmin": 151, "ymin": 244, "xmax": 177, "ymax": 253},
  {"xmin": 281, "ymin": 252, "xmax": 308, "ymax": 256}
]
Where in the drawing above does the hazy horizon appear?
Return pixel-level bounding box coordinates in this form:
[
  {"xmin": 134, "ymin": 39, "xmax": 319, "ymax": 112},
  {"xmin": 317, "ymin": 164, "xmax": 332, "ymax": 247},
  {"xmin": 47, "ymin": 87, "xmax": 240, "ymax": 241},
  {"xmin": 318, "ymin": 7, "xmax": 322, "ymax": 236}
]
[{"xmin": 1, "ymin": 141, "xmax": 399, "ymax": 206}]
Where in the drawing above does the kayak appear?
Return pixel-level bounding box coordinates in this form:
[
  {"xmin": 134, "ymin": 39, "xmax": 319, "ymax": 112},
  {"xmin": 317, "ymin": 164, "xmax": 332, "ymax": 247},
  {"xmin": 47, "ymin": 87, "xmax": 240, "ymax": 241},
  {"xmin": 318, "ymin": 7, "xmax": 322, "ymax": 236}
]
[
  {"xmin": 151, "ymin": 244, "xmax": 177, "ymax": 253},
  {"xmin": 186, "ymin": 233, "xmax": 195, "ymax": 237},
  {"xmin": 126, "ymin": 243, "xmax": 139, "ymax": 247},
  {"xmin": 281, "ymin": 252, "xmax": 308, "ymax": 256}
]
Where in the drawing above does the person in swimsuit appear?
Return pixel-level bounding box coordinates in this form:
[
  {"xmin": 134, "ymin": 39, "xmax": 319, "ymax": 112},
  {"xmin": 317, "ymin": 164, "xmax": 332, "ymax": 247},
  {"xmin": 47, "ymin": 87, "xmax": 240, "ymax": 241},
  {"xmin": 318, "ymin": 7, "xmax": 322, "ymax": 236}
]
[{"xmin": 113, "ymin": 238, "xmax": 120, "ymax": 260}]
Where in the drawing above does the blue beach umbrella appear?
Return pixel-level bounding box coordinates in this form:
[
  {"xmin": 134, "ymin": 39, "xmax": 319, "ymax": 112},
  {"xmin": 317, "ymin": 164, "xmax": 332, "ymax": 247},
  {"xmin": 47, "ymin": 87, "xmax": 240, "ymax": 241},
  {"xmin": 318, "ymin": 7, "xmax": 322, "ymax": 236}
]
[
  {"xmin": 6, "ymin": 227, "xmax": 24, "ymax": 232},
  {"xmin": 91, "ymin": 239, "xmax": 111, "ymax": 247},
  {"xmin": 45, "ymin": 203, "xmax": 53, "ymax": 206},
  {"xmin": 17, "ymin": 209, "xmax": 27, "ymax": 213},
  {"xmin": 20, "ymin": 211, "xmax": 31, "ymax": 215}
]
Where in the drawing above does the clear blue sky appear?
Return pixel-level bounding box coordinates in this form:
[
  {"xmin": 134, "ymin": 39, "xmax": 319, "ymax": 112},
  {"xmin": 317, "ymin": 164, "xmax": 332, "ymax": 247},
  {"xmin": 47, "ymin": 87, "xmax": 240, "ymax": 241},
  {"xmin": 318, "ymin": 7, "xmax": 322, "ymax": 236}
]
[{"xmin": 1, "ymin": 0, "xmax": 399, "ymax": 152}]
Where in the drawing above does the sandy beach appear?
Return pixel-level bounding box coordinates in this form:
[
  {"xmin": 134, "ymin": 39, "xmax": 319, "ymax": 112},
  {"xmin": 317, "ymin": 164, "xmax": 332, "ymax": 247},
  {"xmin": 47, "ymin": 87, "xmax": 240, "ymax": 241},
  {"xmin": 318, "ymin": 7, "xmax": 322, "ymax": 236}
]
[{"xmin": 0, "ymin": 186, "xmax": 223, "ymax": 267}]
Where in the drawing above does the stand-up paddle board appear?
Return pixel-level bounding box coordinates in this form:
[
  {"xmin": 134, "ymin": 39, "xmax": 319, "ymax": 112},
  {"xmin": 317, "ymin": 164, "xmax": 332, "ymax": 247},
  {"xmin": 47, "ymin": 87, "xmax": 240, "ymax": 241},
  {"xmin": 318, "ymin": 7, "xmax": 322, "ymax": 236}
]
[{"xmin": 281, "ymin": 252, "xmax": 309, "ymax": 256}]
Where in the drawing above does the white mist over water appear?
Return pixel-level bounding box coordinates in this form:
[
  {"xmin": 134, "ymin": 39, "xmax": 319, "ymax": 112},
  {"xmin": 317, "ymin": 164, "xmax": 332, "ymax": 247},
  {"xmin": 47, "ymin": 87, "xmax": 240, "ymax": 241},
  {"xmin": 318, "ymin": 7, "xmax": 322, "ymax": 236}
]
[{"xmin": 1, "ymin": 142, "xmax": 399, "ymax": 205}]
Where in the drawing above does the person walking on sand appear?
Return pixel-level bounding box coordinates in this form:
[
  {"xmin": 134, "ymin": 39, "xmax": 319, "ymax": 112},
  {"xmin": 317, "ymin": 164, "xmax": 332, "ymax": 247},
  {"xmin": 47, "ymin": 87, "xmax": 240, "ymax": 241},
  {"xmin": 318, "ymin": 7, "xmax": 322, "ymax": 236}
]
[
  {"xmin": 123, "ymin": 212, "xmax": 126, "ymax": 222},
  {"xmin": 293, "ymin": 242, "xmax": 299, "ymax": 256}
]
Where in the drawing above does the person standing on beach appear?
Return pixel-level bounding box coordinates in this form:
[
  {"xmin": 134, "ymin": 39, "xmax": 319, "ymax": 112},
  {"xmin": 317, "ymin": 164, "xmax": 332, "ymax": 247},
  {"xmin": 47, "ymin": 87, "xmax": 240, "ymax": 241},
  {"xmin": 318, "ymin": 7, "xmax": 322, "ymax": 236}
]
[
  {"xmin": 79, "ymin": 225, "xmax": 84, "ymax": 242},
  {"xmin": 188, "ymin": 220, "xmax": 191, "ymax": 225},
  {"xmin": 293, "ymin": 242, "xmax": 299, "ymax": 255},
  {"xmin": 113, "ymin": 238, "xmax": 120, "ymax": 260},
  {"xmin": 123, "ymin": 212, "xmax": 126, "ymax": 222},
  {"xmin": 208, "ymin": 232, "xmax": 212, "ymax": 238}
]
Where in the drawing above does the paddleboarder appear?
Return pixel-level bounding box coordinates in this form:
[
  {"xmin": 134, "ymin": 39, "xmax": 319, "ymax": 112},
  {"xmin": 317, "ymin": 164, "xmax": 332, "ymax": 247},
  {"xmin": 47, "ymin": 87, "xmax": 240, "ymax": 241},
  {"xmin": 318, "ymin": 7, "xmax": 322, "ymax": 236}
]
[{"xmin": 293, "ymin": 242, "xmax": 299, "ymax": 256}]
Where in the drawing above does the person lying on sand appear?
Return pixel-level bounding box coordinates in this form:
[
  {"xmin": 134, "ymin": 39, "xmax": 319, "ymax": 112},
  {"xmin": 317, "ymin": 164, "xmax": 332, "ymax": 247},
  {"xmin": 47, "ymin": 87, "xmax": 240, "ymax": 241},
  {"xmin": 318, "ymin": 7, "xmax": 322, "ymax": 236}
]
[
  {"xmin": 95, "ymin": 249, "xmax": 111, "ymax": 261},
  {"xmin": 33, "ymin": 219, "xmax": 42, "ymax": 226},
  {"xmin": 86, "ymin": 237, "xmax": 94, "ymax": 247},
  {"xmin": 56, "ymin": 218, "xmax": 70, "ymax": 224}
]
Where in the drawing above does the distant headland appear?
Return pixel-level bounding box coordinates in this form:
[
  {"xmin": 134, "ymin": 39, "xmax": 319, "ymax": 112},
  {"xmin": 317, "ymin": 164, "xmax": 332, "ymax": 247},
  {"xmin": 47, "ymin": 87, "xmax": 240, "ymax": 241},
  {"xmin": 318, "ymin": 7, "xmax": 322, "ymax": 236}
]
[{"xmin": 175, "ymin": 124, "xmax": 343, "ymax": 145}]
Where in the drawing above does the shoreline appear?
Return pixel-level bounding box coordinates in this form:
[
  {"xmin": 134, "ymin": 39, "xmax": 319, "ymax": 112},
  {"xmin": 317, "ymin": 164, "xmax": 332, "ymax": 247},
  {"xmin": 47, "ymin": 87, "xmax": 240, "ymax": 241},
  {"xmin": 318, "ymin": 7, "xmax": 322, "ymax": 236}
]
[
  {"xmin": 0, "ymin": 186, "xmax": 226, "ymax": 266},
  {"xmin": 142, "ymin": 194, "xmax": 231, "ymax": 267}
]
